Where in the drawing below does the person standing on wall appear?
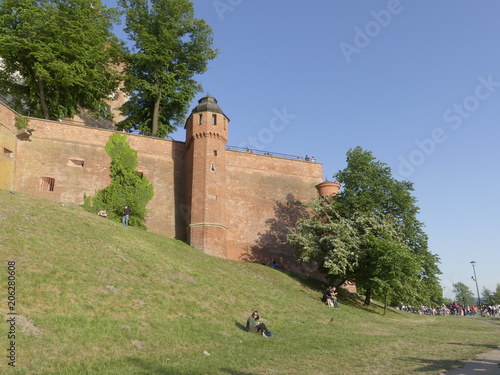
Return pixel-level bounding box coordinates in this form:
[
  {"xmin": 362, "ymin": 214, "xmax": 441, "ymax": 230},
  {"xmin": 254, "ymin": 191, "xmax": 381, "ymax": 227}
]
[{"xmin": 122, "ymin": 205, "xmax": 131, "ymax": 227}]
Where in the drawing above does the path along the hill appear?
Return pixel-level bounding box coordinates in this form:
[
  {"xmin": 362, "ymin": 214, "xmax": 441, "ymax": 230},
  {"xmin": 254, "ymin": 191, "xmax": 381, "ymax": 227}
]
[{"xmin": 440, "ymin": 347, "xmax": 500, "ymax": 375}]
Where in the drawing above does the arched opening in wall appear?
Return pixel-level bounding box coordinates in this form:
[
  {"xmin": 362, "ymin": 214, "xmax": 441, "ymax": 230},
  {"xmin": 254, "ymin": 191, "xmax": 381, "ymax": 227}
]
[{"xmin": 40, "ymin": 177, "xmax": 55, "ymax": 191}]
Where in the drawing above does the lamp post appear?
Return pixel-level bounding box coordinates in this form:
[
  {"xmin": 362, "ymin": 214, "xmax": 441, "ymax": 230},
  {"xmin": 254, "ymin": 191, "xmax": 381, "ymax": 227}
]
[{"xmin": 470, "ymin": 261, "xmax": 481, "ymax": 309}]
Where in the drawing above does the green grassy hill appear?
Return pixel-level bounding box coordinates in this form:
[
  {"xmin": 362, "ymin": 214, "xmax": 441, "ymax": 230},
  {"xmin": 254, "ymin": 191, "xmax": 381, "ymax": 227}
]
[{"xmin": 1, "ymin": 190, "xmax": 499, "ymax": 375}]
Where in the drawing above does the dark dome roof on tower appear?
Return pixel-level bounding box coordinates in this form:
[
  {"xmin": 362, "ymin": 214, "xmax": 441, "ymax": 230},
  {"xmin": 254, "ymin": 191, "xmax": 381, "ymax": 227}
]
[{"xmin": 191, "ymin": 94, "xmax": 227, "ymax": 117}]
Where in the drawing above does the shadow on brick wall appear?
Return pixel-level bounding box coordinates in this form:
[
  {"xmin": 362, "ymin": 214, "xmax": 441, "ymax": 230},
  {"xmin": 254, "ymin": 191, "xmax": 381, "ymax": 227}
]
[{"xmin": 240, "ymin": 193, "xmax": 311, "ymax": 270}]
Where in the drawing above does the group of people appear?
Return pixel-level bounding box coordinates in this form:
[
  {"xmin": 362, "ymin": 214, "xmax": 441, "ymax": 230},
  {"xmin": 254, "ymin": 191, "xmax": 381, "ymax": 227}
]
[
  {"xmin": 397, "ymin": 303, "xmax": 500, "ymax": 317},
  {"xmin": 323, "ymin": 286, "xmax": 339, "ymax": 308},
  {"xmin": 246, "ymin": 286, "xmax": 340, "ymax": 338},
  {"xmin": 96, "ymin": 205, "xmax": 131, "ymax": 227}
]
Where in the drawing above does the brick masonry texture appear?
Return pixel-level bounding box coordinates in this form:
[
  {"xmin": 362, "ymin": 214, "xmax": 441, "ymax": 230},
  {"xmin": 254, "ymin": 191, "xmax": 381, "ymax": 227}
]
[{"xmin": 0, "ymin": 98, "xmax": 328, "ymax": 273}]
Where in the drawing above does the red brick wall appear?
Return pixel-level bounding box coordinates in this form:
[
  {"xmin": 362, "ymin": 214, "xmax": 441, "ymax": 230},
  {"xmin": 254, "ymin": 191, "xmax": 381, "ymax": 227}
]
[
  {"xmin": 0, "ymin": 104, "xmax": 17, "ymax": 190},
  {"xmin": 3, "ymin": 108, "xmax": 187, "ymax": 239},
  {"xmin": 225, "ymin": 150, "xmax": 323, "ymax": 272},
  {"xmin": 0, "ymin": 102, "xmax": 326, "ymax": 273}
]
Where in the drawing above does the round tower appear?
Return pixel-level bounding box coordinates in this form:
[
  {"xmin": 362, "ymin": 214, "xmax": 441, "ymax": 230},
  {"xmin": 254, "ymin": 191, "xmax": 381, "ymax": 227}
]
[
  {"xmin": 315, "ymin": 180, "xmax": 341, "ymax": 197},
  {"xmin": 184, "ymin": 94, "xmax": 229, "ymax": 257}
]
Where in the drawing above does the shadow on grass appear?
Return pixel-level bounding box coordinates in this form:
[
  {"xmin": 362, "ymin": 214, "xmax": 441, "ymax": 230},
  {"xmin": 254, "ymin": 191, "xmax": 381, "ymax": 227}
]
[
  {"xmin": 220, "ymin": 369, "xmax": 259, "ymax": 375},
  {"xmin": 235, "ymin": 320, "xmax": 247, "ymax": 332},
  {"xmin": 447, "ymin": 342, "xmax": 499, "ymax": 349},
  {"xmin": 404, "ymin": 343, "xmax": 499, "ymax": 373},
  {"xmin": 123, "ymin": 357, "xmax": 259, "ymax": 375},
  {"xmin": 124, "ymin": 357, "xmax": 186, "ymax": 375},
  {"xmin": 403, "ymin": 358, "xmax": 461, "ymax": 373},
  {"xmin": 278, "ymin": 267, "xmax": 408, "ymax": 317}
]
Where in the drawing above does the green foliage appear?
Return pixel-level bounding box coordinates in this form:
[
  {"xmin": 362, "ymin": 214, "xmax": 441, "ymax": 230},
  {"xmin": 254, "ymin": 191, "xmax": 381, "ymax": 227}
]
[
  {"xmin": 481, "ymin": 284, "xmax": 500, "ymax": 305},
  {"xmin": 0, "ymin": 0, "xmax": 124, "ymax": 120},
  {"xmin": 117, "ymin": 0, "xmax": 218, "ymax": 136},
  {"xmin": 84, "ymin": 133, "xmax": 153, "ymax": 228},
  {"xmin": 14, "ymin": 114, "xmax": 28, "ymax": 129},
  {"xmin": 452, "ymin": 282, "xmax": 475, "ymax": 306},
  {"xmin": 289, "ymin": 147, "xmax": 442, "ymax": 307},
  {"xmin": 3, "ymin": 189, "xmax": 500, "ymax": 374}
]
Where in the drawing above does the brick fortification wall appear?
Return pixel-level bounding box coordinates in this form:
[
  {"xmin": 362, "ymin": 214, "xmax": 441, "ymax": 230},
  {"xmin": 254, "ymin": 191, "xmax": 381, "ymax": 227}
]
[
  {"xmin": 226, "ymin": 150, "xmax": 323, "ymax": 273},
  {"xmin": 0, "ymin": 98, "xmax": 326, "ymax": 273},
  {"xmin": 0, "ymin": 104, "xmax": 17, "ymax": 191},
  {"xmin": 0, "ymin": 102, "xmax": 187, "ymax": 239}
]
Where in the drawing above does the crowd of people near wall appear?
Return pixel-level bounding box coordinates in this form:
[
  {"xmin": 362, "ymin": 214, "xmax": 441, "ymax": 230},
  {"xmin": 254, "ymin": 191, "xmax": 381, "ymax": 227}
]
[{"xmin": 396, "ymin": 303, "xmax": 500, "ymax": 317}]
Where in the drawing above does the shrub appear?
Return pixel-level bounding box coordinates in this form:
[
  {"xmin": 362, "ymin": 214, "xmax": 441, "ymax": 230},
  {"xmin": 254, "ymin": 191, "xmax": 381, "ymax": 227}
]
[{"xmin": 83, "ymin": 133, "xmax": 153, "ymax": 228}]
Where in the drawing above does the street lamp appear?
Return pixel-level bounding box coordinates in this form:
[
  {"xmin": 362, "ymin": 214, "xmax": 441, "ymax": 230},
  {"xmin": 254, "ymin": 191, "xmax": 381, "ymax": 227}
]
[{"xmin": 470, "ymin": 261, "xmax": 481, "ymax": 309}]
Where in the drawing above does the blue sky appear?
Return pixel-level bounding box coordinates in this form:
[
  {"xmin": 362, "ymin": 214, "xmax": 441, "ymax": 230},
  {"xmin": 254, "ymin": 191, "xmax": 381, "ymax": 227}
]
[{"xmin": 107, "ymin": 0, "xmax": 500, "ymax": 300}]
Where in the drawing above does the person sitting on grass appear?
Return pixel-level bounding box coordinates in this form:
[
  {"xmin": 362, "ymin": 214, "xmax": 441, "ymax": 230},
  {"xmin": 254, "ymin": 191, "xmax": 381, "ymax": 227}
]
[
  {"xmin": 246, "ymin": 310, "xmax": 271, "ymax": 337},
  {"xmin": 324, "ymin": 286, "xmax": 339, "ymax": 308}
]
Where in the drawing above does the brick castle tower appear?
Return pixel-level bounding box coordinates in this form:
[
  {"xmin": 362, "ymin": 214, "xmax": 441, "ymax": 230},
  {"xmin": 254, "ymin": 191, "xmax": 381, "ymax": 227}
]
[{"xmin": 184, "ymin": 94, "xmax": 229, "ymax": 257}]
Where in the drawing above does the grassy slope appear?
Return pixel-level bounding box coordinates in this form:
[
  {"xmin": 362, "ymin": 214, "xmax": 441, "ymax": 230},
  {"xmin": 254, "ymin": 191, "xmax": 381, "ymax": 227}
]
[{"xmin": 1, "ymin": 189, "xmax": 499, "ymax": 375}]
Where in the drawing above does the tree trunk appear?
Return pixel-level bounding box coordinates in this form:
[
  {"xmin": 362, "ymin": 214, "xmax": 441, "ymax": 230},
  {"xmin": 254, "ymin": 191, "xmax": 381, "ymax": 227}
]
[
  {"xmin": 364, "ymin": 287, "xmax": 372, "ymax": 306},
  {"xmin": 36, "ymin": 78, "xmax": 50, "ymax": 119},
  {"xmin": 152, "ymin": 96, "xmax": 160, "ymax": 135}
]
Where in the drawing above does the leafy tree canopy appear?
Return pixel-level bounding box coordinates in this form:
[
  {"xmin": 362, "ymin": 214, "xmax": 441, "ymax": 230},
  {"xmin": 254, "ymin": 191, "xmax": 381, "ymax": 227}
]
[
  {"xmin": 288, "ymin": 147, "xmax": 442, "ymax": 308},
  {"xmin": 481, "ymin": 284, "xmax": 500, "ymax": 305},
  {"xmin": 452, "ymin": 282, "xmax": 475, "ymax": 306},
  {"xmin": 117, "ymin": 0, "xmax": 218, "ymax": 137},
  {"xmin": 0, "ymin": 0, "xmax": 124, "ymax": 120}
]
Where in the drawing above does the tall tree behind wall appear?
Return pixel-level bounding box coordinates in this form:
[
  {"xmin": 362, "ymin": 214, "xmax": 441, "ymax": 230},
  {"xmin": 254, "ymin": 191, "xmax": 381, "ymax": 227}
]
[
  {"xmin": 0, "ymin": 0, "xmax": 124, "ymax": 120},
  {"xmin": 117, "ymin": 0, "xmax": 218, "ymax": 137}
]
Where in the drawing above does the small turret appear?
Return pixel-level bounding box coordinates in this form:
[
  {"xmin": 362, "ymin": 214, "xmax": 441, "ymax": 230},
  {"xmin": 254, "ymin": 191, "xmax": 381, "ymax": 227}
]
[{"xmin": 315, "ymin": 180, "xmax": 341, "ymax": 197}]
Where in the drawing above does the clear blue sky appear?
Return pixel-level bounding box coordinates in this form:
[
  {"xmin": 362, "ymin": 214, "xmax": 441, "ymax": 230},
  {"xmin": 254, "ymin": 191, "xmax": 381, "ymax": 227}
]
[{"xmin": 107, "ymin": 0, "xmax": 500, "ymax": 300}]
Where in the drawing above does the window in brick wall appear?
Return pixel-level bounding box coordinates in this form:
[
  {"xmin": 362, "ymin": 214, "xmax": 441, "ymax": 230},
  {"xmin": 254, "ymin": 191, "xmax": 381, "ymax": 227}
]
[
  {"xmin": 199, "ymin": 114, "xmax": 202, "ymax": 125},
  {"xmin": 212, "ymin": 114, "xmax": 217, "ymax": 125},
  {"xmin": 40, "ymin": 177, "xmax": 55, "ymax": 191},
  {"xmin": 3, "ymin": 148, "xmax": 13, "ymax": 157},
  {"xmin": 213, "ymin": 150, "xmax": 217, "ymax": 157},
  {"xmin": 210, "ymin": 162, "xmax": 215, "ymax": 172},
  {"xmin": 68, "ymin": 158, "xmax": 84, "ymax": 167}
]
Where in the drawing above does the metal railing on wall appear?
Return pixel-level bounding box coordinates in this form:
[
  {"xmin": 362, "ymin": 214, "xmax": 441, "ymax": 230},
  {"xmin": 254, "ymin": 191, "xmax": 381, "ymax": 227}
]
[{"xmin": 226, "ymin": 145, "xmax": 317, "ymax": 162}]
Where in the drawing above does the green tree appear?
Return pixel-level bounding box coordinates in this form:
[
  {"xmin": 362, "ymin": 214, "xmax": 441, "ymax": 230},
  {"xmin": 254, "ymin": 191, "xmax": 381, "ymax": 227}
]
[
  {"xmin": 288, "ymin": 195, "xmax": 361, "ymax": 279},
  {"xmin": 335, "ymin": 147, "xmax": 440, "ymax": 306},
  {"xmin": 84, "ymin": 133, "xmax": 153, "ymax": 228},
  {"xmin": 452, "ymin": 282, "xmax": 475, "ymax": 306},
  {"xmin": 482, "ymin": 284, "xmax": 500, "ymax": 305},
  {"xmin": 481, "ymin": 287, "xmax": 495, "ymax": 305},
  {"xmin": 288, "ymin": 147, "xmax": 441, "ymax": 307},
  {"xmin": 494, "ymin": 284, "xmax": 500, "ymax": 304},
  {"xmin": 361, "ymin": 232, "xmax": 421, "ymax": 314},
  {"xmin": 0, "ymin": 0, "xmax": 123, "ymax": 120},
  {"xmin": 117, "ymin": 0, "xmax": 218, "ymax": 136}
]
